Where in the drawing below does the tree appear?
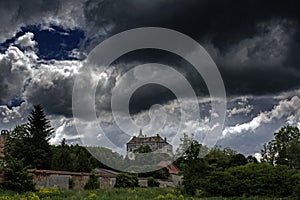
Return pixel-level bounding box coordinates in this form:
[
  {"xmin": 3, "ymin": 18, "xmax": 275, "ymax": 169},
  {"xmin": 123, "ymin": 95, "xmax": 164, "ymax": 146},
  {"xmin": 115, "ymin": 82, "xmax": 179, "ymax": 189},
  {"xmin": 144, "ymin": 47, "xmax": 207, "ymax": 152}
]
[
  {"xmin": 261, "ymin": 125, "xmax": 300, "ymax": 168},
  {"xmin": 147, "ymin": 177, "xmax": 160, "ymax": 187},
  {"xmin": 175, "ymin": 134, "xmax": 211, "ymax": 195},
  {"xmin": 174, "ymin": 133, "xmax": 209, "ymax": 170},
  {"xmin": 27, "ymin": 105, "xmax": 54, "ymax": 169},
  {"xmin": 51, "ymin": 139, "xmax": 73, "ymax": 171},
  {"xmin": 1, "ymin": 153, "xmax": 35, "ymax": 192},
  {"xmin": 182, "ymin": 158, "xmax": 210, "ymax": 195},
  {"xmin": 229, "ymin": 153, "xmax": 248, "ymax": 167},
  {"xmin": 115, "ymin": 173, "xmax": 139, "ymax": 188},
  {"xmin": 84, "ymin": 170, "xmax": 100, "ymax": 190},
  {"xmin": 203, "ymin": 171, "xmax": 238, "ymax": 197},
  {"xmin": 7, "ymin": 124, "xmax": 31, "ymax": 164},
  {"xmin": 247, "ymin": 155, "xmax": 258, "ymax": 163},
  {"xmin": 204, "ymin": 147, "xmax": 232, "ymax": 170},
  {"xmin": 8, "ymin": 105, "xmax": 54, "ymax": 169}
]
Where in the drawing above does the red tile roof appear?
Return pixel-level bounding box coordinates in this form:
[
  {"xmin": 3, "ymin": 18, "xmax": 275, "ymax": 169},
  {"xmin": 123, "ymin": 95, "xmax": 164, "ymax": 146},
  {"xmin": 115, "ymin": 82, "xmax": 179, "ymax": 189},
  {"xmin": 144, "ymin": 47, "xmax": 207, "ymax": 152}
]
[{"xmin": 158, "ymin": 161, "xmax": 180, "ymax": 175}]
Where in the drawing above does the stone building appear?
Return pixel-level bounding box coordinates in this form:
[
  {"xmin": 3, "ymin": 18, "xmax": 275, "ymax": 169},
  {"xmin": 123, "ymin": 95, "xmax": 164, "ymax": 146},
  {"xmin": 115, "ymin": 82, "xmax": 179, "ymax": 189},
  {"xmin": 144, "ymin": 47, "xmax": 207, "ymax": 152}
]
[{"xmin": 126, "ymin": 129, "xmax": 173, "ymax": 155}]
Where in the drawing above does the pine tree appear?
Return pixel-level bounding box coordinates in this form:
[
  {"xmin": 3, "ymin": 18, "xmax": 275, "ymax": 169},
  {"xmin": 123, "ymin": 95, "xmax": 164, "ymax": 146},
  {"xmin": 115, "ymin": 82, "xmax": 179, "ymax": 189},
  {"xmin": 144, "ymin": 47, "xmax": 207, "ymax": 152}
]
[
  {"xmin": 26, "ymin": 105, "xmax": 54, "ymax": 169},
  {"xmin": 1, "ymin": 154, "xmax": 35, "ymax": 192},
  {"xmin": 9, "ymin": 105, "xmax": 54, "ymax": 169}
]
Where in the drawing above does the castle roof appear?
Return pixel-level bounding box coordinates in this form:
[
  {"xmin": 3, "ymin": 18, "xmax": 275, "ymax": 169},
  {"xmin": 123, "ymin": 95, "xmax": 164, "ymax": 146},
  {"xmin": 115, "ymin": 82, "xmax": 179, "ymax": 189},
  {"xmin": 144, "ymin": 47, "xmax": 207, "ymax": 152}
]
[{"xmin": 127, "ymin": 134, "xmax": 169, "ymax": 144}]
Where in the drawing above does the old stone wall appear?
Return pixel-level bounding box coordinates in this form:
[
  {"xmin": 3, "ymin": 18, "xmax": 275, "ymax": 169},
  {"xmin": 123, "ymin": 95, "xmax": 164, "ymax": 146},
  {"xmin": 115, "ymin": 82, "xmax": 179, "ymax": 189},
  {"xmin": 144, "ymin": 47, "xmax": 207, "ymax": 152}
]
[
  {"xmin": 1, "ymin": 169, "xmax": 180, "ymax": 189},
  {"xmin": 29, "ymin": 170, "xmax": 116, "ymax": 190}
]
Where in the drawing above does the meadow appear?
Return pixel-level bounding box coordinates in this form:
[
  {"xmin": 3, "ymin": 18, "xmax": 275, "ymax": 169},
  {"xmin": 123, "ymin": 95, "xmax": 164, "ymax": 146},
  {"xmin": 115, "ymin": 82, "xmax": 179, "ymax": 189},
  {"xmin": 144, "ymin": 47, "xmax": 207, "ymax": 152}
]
[{"xmin": 0, "ymin": 188, "xmax": 294, "ymax": 200}]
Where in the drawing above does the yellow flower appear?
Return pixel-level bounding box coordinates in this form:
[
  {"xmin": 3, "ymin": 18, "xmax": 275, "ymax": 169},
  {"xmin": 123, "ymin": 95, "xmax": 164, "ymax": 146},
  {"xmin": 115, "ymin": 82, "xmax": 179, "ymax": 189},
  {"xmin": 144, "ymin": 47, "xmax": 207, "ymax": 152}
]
[
  {"xmin": 27, "ymin": 193, "xmax": 40, "ymax": 200},
  {"xmin": 88, "ymin": 193, "xmax": 97, "ymax": 198}
]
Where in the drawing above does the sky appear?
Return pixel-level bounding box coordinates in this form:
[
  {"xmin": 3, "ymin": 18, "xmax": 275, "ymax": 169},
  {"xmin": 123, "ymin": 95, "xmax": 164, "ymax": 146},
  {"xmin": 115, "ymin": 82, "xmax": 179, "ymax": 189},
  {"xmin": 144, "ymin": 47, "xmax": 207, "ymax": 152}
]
[{"xmin": 0, "ymin": 0, "xmax": 300, "ymax": 157}]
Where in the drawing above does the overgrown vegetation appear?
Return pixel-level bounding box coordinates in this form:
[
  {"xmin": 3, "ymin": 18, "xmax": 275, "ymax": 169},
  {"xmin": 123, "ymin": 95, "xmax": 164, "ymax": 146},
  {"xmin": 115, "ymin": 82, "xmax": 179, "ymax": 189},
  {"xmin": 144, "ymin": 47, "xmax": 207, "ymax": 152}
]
[
  {"xmin": 1, "ymin": 154, "xmax": 35, "ymax": 192},
  {"xmin": 179, "ymin": 126, "xmax": 300, "ymax": 197},
  {"xmin": 115, "ymin": 173, "xmax": 139, "ymax": 188},
  {"xmin": 84, "ymin": 170, "xmax": 100, "ymax": 190},
  {"xmin": 0, "ymin": 187, "xmax": 290, "ymax": 200},
  {"xmin": 147, "ymin": 177, "xmax": 160, "ymax": 187}
]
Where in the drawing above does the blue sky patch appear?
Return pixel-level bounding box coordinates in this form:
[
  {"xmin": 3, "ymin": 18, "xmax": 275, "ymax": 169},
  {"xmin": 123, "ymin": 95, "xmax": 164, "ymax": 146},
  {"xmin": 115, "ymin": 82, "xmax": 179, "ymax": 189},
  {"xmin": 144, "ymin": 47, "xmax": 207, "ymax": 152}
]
[{"xmin": 0, "ymin": 25, "xmax": 86, "ymax": 60}]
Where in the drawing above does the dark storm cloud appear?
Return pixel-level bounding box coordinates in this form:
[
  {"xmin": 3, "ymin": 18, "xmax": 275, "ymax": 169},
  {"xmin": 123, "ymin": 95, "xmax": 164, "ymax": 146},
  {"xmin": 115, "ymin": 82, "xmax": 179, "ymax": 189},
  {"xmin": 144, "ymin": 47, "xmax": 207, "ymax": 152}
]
[
  {"xmin": 0, "ymin": 0, "xmax": 86, "ymax": 42},
  {"xmin": 83, "ymin": 0, "xmax": 300, "ymax": 96},
  {"xmin": 84, "ymin": 0, "xmax": 300, "ymax": 48},
  {"xmin": 0, "ymin": 0, "xmax": 60, "ymax": 41}
]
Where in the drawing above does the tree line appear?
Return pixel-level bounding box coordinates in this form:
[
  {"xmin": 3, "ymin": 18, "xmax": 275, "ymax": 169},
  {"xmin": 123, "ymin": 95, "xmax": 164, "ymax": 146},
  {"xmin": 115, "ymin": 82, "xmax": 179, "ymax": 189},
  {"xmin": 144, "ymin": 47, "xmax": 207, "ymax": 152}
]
[
  {"xmin": 1, "ymin": 105, "xmax": 300, "ymax": 197},
  {"xmin": 0, "ymin": 105, "xmax": 169, "ymax": 191},
  {"xmin": 177, "ymin": 127, "xmax": 300, "ymax": 198}
]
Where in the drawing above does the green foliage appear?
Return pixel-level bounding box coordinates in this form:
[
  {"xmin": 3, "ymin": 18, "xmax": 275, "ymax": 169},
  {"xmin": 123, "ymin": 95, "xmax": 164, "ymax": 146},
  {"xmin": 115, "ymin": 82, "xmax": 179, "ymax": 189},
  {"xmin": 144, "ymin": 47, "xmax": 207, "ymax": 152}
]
[
  {"xmin": 1, "ymin": 154, "xmax": 35, "ymax": 192},
  {"xmin": 147, "ymin": 177, "xmax": 160, "ymax": 187},
  {"xmin": 203, "ymin": 163, "xmax": 300, "ymax": 197},
  {"xmin": 84, "ymin": 170, "xmax": 100, "ymax": 190},
  {"xmin": 174, "ymin": 133, "xmax": 209, "ymax": 171},
  {"xmin": 68, "ymin": 178, "xmax": 75, "ymax": 189},
  {"xmin": 229, "ymin": 153, "xmax": 248, "ymax": 167},
  {"xmin": 180, "ymin": 125, "xmax": 300, "ymax": 197},
  {"xmin": 27, "ymin": 105, "xmax": 54, "ymax": 169},
  {"xmin": 204, "ymin": 147, "xmax": 239, "ymax": 170},
  {"xmin": 51, "ymin": 139, "xmax": 73, "ymax": 171},
  {"xmin": 261, "ymin": 125, "xmax": 300, "ymax": 168},
  {"xmin": 51, "ymin": 142, "xmax": 100, "ymax": 172},
  {"xmin": 0, "ymin": 187, "xmax": 195, "ymax": 200},
  {"xmin": 182, "ymin": 158, "xmax": 211, "ymax": 195},
  {"xmin": 115, "ymin": 173, "xmax": 139, "ymax": 188},
  {"xmin": 7, "ymin": 105, "xmax": 54, "ymax": 170},
  {"xmin": 247, "ymin": 155, "xmax": 258, "ymax": 163},
  {"xmin": 203, "ymin": 171, "xmax": 238, "ymax": 197}
]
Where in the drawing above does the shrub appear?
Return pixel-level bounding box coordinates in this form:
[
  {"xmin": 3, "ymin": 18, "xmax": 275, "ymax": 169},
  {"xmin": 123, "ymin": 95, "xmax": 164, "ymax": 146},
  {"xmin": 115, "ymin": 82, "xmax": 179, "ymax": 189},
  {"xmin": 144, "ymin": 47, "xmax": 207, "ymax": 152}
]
[
  {"xmin": 147, "ymin": 177, "xmax": 160, "ymax": 187},
  {"xmin": 203, "ymin": 171, "xmax": 238, "ymax": 197},
  {"xmin": 84, "ymin": 170, "xmax": 100, "ymax": 190},
  {"xmin": 1, "ymin": 155, "xmax": 35, "ymax": 192},
  {"xmin": 68, "ymin": 178, "xmax": 75, "ymax": 189},
  {"xmin": 115, "ymin": 173, "xmax": 139, "ymax": 188}
]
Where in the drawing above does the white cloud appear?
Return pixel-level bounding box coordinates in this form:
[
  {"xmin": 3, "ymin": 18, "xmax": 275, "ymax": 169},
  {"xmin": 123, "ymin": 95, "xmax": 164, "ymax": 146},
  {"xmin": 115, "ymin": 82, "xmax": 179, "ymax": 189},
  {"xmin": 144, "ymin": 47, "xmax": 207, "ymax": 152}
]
[
  {"xmin": 15, "ymin": 32, "xmax": 37, "ymax": 48},
  {"xmin": 49, "ymin": 117, "xmax": 83, "ymax": 145},
  {"xmin": 23, "ymin": 59, "xmax": 82, "ymax": 117},
  {"xmin": 222, "ymin": 96, "xmax": 300, "ymax": 137},
  {"xmin": 227, "ymin": 104, "xmax": 253, "ymax": 117},
  {"xmin": 0, "ymin": 33, "xmax": 37, "ymax": 104}
]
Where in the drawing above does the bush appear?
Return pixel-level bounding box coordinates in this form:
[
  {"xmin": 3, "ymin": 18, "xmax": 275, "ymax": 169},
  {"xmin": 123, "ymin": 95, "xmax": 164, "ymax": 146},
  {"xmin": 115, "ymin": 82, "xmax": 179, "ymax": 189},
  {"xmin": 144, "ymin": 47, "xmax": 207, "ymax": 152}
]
[
  {"xmin": 68, "ymin": 178, "xmax": 75, "ymax": 189},
  {"xmin": 201, "ymin": 163, "xmax": 300, "ymax": 197},
  {"xmin": 1, "ymin": 155, "xmax": 35, "ymax": 192},
  {"xmin": 291, "ymin": 172, "xmax": 300, "ymax": 197},
  {"xmin": 203, "ymin": 171, "xmax": 238, "ymax": 197},
  {"xmin": 147, "ymin": 177, "xmax": 160, "ymax": 187},
  {"xmin": 84, "ymin": 170, "xmax": 100, "ymax": 190},
  {"xmin": 115, "ymin": 173, "xmax": 139, "ymax": 188}
]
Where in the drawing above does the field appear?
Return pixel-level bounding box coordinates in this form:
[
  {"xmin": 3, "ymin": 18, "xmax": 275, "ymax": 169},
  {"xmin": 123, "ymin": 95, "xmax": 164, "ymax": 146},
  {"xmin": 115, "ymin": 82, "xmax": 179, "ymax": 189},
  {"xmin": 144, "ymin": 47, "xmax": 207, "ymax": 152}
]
[{"xmin": 0, "ymin": 188, "xmax": 293, "ymax": 200}]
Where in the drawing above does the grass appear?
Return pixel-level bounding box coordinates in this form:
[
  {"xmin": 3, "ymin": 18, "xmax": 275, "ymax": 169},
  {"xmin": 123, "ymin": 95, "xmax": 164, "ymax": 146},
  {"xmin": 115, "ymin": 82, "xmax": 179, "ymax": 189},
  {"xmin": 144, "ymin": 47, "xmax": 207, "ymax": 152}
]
[{"xmin": 0, "ymin": 187, "xmax": 294, "ymax": 200}]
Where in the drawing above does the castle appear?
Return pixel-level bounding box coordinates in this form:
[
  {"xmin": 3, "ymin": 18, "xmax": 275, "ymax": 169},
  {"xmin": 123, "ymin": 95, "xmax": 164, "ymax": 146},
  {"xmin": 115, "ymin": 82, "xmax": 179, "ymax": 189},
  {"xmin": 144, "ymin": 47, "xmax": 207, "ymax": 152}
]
[{"xmin": 126, "ymin": 129, "xmax": 173, "ymax": 155}]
